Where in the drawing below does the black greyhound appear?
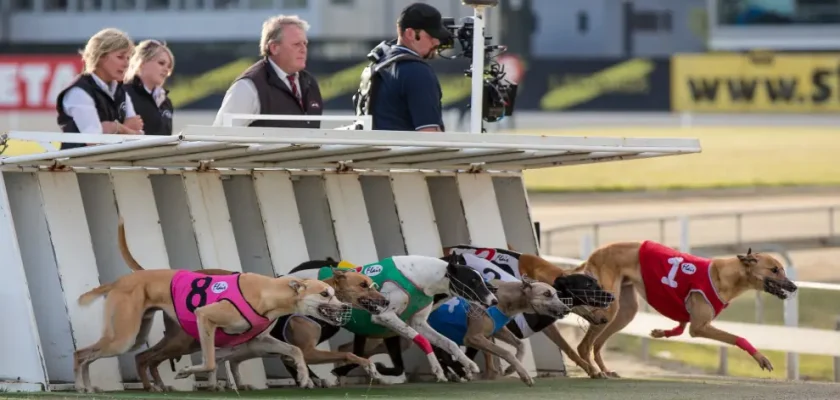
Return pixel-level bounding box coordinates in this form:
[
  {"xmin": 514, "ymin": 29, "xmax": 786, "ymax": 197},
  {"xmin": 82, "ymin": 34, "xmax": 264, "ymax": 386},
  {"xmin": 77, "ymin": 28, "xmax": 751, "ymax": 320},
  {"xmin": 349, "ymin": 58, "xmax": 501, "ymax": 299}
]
[
  {"xmin": 331, "ymin": 254, "xmax": 615, "ymax": 381},
  {"xmin": 276, "ymin": 255, "xmax": 497, "ymax": 385}
]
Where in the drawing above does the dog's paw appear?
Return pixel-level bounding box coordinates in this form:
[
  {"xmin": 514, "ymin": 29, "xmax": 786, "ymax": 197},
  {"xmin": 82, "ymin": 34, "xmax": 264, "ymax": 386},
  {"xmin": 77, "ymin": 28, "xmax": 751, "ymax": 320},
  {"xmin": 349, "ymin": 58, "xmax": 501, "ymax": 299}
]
[
  {"xmin": 88, "ymin": 386, "xmax": 103, "ymax": 393},
  {"xmin": 753, "ymin": 352, "xmax": 773, "ymax": 372},
  {"xmin": 605, "ymin": 371, "xmax": 621, "ymax": 378},
  {"xmin": 207, "ymin": 382, "xmax": 226, "ymax": 392},
  {"xmin": 298, "ymin": 377, "xmax": 315, "ymax": 389},
  {"xmin": 173, "ymin": 368, "xmax": 193, "ymax": 380},
  {"xmin": 466, "ymin": 359, "xmax": 481, "ymax": 374},
  {"xmin": 163, "ymin": 385, "xmax": 176, "ymax": 392},
  {"xmin": 650, "ymin": 329, "xmax": 667, "ymax": 338},
  {"xmin": 590, "ymin": 371, "xmax": 608, "ymax": 379},
  {"xmin": 431, "ymin": 364, "xmax": 449, "ymax": 382},
  {"xmin": 521, "ymin": 375, "xmax": 535, "ymax": 387},
  {"xmin": 503, "ymin": 365, "xmax": 517, "ymax": 376}
]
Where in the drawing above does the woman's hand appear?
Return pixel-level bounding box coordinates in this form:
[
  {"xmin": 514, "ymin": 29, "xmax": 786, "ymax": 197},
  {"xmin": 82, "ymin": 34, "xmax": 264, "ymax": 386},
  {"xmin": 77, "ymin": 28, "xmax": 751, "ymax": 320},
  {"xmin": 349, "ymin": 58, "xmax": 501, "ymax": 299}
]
[{"xmin": 123, "ymin": 116, "xmax": 144, "ymax": 132}]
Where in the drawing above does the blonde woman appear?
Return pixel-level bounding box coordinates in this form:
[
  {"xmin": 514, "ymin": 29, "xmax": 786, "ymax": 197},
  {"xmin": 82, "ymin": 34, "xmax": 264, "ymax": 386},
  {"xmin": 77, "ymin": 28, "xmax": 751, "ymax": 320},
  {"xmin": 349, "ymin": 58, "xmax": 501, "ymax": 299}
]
[
  {"xmin": 56, "ymin": 27, "xmax": 144, "ymax": 150},
  {"xmin": 124, "ymin": 40, "xmax": 175, "ymax": 136}
]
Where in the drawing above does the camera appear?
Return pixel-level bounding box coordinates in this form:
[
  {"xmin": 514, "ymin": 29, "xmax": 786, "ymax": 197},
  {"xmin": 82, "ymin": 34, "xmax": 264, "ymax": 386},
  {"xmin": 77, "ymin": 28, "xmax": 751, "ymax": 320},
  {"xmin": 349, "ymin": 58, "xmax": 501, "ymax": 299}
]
[{"xmin": 437, "ymin": 16, "xmax": 518, "ymax": 123}]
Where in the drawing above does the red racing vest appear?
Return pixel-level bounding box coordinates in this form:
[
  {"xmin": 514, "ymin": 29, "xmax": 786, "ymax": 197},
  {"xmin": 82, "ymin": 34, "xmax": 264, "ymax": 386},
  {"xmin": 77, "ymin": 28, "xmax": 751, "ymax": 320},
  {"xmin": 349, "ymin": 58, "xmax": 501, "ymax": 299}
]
[{"xmin": 639, "ymin": 240, "xmax": 728, "ymax": 322}]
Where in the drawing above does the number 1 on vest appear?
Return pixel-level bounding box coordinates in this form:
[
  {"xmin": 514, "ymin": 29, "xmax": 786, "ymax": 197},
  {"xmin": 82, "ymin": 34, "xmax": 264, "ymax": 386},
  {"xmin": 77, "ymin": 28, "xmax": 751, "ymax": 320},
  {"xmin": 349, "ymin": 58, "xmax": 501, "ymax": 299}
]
[{"xmin": 661, "ymin": 257, "xmax": 682, "ymax": 288}]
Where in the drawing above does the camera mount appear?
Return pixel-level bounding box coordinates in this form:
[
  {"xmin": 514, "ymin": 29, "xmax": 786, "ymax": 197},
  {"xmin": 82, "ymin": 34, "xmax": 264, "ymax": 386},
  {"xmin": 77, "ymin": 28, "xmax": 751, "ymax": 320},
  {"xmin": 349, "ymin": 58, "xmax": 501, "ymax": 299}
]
[{"xmin": 437, "ymin": 0, "xmax": 516, "ymax": 134}]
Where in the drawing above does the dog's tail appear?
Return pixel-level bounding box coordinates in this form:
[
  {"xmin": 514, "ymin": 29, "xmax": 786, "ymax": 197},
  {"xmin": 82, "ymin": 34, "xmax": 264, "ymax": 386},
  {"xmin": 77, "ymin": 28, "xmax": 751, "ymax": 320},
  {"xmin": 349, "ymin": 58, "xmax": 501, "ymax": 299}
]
[
  {"xmin": 118, "ymin": 216, "xmax": 145, "ymax": 272},
  {"xmin": 78, "ymin": 283, "xmax": 114, "ymax": 306}
]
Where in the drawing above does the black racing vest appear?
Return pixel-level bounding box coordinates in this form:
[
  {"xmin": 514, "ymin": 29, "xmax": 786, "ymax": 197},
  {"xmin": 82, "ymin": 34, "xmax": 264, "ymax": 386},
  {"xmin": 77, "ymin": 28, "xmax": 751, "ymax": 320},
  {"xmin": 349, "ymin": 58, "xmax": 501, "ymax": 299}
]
[
  {"xmin": 233, "ymin": 58, "xmax": 323, "ymax": 129},
  {"xmin": 55, "ymin": 73, "xmax": 128, "ymax": 150},
  {"xmin": 123, "ymin": 78, "xmax": 173, "ymax": 136},
  {"xmin": 352, "ymin": 41, "xmax": 428, "ymax": 128}
]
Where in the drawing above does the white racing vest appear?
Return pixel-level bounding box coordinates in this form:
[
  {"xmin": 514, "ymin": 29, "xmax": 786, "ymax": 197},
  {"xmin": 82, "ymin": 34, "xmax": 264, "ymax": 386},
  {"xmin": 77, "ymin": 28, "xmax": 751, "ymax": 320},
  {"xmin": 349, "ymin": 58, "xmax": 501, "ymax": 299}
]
[
  {"xmin": 448, "ymin": 245, "xmax": 523, "ymax": 280},
  {"xmin": 455, "ymin": 252, "xmax": 536, "ymax": 338}
]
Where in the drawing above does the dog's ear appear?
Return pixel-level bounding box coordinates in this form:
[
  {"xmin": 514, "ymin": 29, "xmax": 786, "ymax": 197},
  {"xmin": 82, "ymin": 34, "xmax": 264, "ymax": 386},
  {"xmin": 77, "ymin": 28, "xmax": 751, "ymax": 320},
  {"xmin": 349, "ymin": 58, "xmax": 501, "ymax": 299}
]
[
  {"xmin": 331, "ymin": 268, "xmax": 347, "ymax": 279},
  {"xmin": 737, "ymin": 249, "xmax": 757, "ymax": 266},
  {"xmin": 521, "ymin": 274, "xmax": 534, "ymax": 290},
  {"xmin": 288, "ymin": 279, "xmax": 305, "ymax": 294}
]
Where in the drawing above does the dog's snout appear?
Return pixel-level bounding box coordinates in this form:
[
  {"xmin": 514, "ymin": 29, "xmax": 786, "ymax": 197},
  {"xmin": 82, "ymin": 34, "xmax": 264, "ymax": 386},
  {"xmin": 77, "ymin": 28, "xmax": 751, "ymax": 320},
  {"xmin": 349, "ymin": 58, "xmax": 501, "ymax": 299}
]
[{"xmin": 490, "ymin": 298, "xmax": 499, "ymax": 306}]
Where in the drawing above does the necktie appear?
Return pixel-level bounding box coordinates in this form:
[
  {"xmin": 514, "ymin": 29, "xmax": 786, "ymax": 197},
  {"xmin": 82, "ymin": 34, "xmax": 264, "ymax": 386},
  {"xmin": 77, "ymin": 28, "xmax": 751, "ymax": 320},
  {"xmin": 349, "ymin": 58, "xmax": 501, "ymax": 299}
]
[{"xmin": 287, "ymin": 74, "xmax": 303, "ymax": 109}]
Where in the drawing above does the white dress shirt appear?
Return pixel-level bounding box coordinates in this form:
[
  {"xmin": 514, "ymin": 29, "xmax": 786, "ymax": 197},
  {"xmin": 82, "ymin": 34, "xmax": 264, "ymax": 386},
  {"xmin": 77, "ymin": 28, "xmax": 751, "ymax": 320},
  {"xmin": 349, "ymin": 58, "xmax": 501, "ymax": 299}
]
[
  {"xmin": 61, "ymin": 73, "xmax": 138, "ymax": 134},
  {"xmin": 212, "ymin": 58, "xmax": 300, "ymax": 127}
]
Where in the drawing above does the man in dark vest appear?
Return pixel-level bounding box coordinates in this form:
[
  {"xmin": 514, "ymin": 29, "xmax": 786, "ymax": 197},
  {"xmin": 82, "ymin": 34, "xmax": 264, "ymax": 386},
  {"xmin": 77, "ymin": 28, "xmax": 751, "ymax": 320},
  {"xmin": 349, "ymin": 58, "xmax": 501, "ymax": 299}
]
[
  {"xmin": 213, "ymin": 15, "xmax": 323, "ymax": 128},
  {"xmin": 352, "ymin": 3, "xmax": 451, "ymax": 132}
]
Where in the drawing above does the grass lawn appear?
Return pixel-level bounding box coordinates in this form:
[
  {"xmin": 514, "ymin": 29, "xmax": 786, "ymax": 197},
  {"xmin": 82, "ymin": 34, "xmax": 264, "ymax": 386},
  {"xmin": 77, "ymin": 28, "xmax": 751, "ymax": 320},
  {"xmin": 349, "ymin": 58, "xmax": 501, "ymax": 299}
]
[
  {"xmin": 608, "ymin": 287, "xmax": 840, "ymax": 382},
  {"xmin": 514, "ymin": 127, "xmax": 840, "ymax": 192},
  {"xmin": 3, "ymin": 376, "xmax": 839, "ymax": 400}
]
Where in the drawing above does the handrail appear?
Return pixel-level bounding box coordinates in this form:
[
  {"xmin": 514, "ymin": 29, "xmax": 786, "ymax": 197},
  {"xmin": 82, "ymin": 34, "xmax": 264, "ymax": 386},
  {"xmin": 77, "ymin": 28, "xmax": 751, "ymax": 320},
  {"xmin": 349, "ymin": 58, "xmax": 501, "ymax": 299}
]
[{"xmin": 542, "ymin": 205, "xmax": 839, "ymax": 234}]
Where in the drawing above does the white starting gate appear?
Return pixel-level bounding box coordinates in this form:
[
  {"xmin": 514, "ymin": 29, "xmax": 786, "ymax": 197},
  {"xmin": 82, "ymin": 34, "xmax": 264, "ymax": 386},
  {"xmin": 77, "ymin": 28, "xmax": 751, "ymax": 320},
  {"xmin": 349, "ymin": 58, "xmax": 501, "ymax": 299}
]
[{"xmin": 0, "ymin": 123, "xmax": 700, "ymax": 392}]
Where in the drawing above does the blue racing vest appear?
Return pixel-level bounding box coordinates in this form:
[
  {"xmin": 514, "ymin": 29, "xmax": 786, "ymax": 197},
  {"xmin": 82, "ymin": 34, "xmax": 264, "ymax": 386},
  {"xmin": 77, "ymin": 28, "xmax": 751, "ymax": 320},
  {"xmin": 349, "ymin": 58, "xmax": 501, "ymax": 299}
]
[{"xmin": 427, "ymin": 297, "xmax": 513, "ymax": 346}]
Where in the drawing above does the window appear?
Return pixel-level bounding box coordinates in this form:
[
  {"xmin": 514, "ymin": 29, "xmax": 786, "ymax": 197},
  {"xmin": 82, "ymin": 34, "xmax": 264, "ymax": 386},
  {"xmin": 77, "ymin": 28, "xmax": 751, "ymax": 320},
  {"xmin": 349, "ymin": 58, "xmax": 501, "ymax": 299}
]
[
  {"xmin": 77, "ymin": 0, "xmax": 104, "ymax": 11},
  {"xmin": 178, "ymin": 0, "xmax": 207, "ymax": 9},
  {"xmin": 282, "ymin": 0, "xmax": 307, "ymax": 9},
  {"xmin": 44, "ymin": 0, "xmax": 68, "ymax": 11},
  {"xmin": 214, "ymin": 0, "xmax": 240, "ymax": 8},
  {"xmin": 12, "ymin": 0, "xmax": 35, "ymax": 11},
  {"xmin": 249, "ymin": 0, "xmax": 274, "ymax": 8},
  {"xmin": 113, "ymin": 0, "xmax": 138, "ymax": 10},
  {"xmin": 330, "ymin": 0, "xmax": 353, "ymax": 5},
  {"xmin": 146, "ymin": 0, "xmax": 172, "ymax": 10}
]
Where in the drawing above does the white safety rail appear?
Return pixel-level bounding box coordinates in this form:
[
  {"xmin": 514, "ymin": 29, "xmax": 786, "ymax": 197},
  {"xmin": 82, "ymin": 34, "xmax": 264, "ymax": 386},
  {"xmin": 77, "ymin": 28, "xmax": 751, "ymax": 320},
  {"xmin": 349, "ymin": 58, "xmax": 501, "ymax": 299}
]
[
  {"xmin": 0, "ymin": 125, "xmax": 700, "ymax": 392},
  {"xmin": 542, "ymin": 254, "xmax": 840, "ymax": 381}
]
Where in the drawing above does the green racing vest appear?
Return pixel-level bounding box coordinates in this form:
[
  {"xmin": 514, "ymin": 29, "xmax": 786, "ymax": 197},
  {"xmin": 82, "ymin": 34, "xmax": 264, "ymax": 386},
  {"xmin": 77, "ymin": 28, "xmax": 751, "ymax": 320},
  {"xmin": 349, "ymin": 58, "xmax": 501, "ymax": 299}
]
[{"xmin": 318, "ymin": 257, "xmax": 432, "ymax": 336}]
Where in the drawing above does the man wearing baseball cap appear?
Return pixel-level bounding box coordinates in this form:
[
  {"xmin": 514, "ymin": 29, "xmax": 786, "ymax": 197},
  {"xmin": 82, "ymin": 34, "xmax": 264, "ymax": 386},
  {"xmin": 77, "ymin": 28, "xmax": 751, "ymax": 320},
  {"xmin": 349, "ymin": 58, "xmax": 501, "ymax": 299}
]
[{"xmin": 351, "ymin": 2, "xmax": 452, "ymax": 132}]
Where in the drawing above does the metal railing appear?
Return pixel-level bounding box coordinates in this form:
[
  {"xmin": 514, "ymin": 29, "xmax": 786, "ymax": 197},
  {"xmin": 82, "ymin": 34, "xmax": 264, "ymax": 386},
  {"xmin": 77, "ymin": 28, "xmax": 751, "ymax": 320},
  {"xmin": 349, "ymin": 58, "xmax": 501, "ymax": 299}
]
[{"xmin": 540, "ymin": 205, "xmax": 840, "ymax": 256}]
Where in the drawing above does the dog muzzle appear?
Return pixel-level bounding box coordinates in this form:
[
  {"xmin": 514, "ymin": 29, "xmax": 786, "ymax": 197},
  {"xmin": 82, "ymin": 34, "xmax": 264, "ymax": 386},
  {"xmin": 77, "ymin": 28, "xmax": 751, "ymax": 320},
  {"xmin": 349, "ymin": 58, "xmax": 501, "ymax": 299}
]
[{"xmin": 763, "ymin": 277, "xmax": 797, "ymax": 300}]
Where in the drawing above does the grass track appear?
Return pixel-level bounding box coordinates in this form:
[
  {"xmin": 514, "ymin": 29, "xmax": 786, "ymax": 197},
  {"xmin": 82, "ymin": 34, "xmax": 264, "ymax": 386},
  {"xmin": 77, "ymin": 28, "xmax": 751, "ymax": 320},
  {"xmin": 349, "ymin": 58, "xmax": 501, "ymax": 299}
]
[
  {"xmin": 515, "ymin": 127, "xmax": 840, "ymax": 192},
  {"xmin": 3, "ymin": 376, "xmax": 839, "ymax": 400}
]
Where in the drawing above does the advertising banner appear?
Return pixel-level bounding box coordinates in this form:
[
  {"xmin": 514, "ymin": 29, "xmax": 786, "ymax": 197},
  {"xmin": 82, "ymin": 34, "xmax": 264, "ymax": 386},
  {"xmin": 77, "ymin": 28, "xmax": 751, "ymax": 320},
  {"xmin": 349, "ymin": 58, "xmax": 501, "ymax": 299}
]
[
  {"xmin": 0, "ymin": 55, "xmax": 84, "ymax": 111},
  {"xmin": 0, "ymin": 51, "xmax": 672, "ymax": 114},
  {"xmin": 164, "ymin": 55, "xmax": 671, "ymax": 113},
  {"xmin": 672, "ymin": 53, "xmax": 840, "ymax": 113}
]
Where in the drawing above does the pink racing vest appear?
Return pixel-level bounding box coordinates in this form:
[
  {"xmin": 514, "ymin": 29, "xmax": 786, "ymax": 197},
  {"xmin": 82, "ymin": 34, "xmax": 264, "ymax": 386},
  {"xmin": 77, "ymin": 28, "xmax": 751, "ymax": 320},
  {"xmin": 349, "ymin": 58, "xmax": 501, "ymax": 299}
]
[
  {"xmin": 170, "ymin": 270, "xmax": 272, "ymax": 348},
  {"xmin": 639, "ymin": 240, "xmax": 728, "ymax": 323}
]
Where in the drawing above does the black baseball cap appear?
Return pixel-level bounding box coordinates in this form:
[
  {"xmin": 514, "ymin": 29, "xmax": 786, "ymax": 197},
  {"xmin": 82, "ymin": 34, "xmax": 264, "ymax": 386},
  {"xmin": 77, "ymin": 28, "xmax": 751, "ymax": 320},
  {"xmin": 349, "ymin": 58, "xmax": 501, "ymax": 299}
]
[{"xmin": 398, "ymin": 2, "xmax": 453, "ymax": 42}]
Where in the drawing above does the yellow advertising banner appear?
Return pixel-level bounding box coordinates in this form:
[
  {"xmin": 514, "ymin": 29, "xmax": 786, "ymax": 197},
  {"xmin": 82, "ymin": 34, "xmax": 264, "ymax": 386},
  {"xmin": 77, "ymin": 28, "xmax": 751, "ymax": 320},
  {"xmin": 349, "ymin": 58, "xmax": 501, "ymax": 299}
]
[{"xmin": 671, "ymin": 53, "xmax": 840, "ymax": 112}]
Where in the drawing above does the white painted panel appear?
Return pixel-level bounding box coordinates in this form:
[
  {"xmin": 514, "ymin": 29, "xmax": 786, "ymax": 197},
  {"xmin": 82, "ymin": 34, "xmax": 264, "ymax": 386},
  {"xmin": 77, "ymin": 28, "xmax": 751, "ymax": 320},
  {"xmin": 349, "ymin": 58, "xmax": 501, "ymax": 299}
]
[
  {"xmin": 292, "ymin": 176, "xmax": 340, "ymax": 261},
  {"xmin": 251, "ymin": 171, "xmax": 335, "ymax": 382},
  {"xmin": 323, "ymin": 174, "xmax": 379, "ymax": 265},
  {"xmin": 455, "ymin": 173, "xmax": 537, "ymax": 378},
  {"xmin": 456, "ymin": 173, "xmax": 508, "ymax": 247},
  {"xmin": 181, "ymin": 171, "xmax": 267, "ymax": 389},
  {"xmin": 492, "ymin": 175, "xmax": 565, "ymax": 374},
  {"xmin": 0, "ymin": 172, "xmax": 48, "ymax": 389},
  {"xmin": 322, "ymin": 173, "xmax": 385, "ymax": 379},
  {"xmin": 252, "ymin": 171, "xmax": 310, "ymax": 276},
  {"xmin": 6, "ymin": 172, "xmax": 72, "ymax": 384},
  {"xmin": 390, "ymin": 173, "xmax": 442, "ymax": 257},
  {"xmin": 111, "ymin": 171, "xmax": 194, "ymax": 391},
  {"xmin": 37, "ymin": 171, "xmax": 123, "ymax": 390}
]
